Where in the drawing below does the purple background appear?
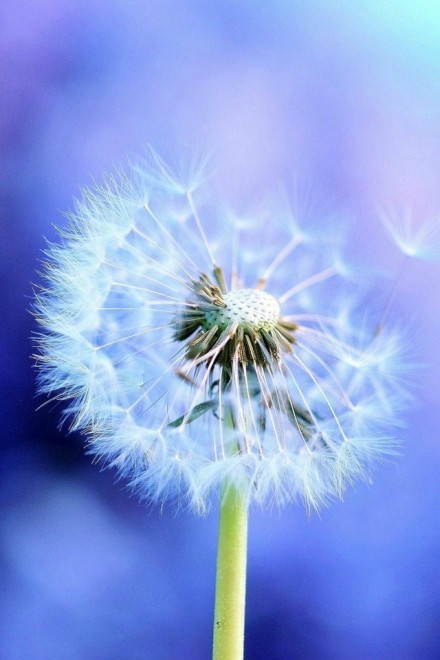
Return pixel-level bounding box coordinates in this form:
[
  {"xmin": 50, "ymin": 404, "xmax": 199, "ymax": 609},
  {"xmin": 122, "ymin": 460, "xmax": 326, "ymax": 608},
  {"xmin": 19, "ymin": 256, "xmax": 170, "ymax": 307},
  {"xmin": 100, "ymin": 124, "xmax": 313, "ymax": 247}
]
[{"xmin": 2, "ymin": 2, "xmax": 440, "ymax": 658}]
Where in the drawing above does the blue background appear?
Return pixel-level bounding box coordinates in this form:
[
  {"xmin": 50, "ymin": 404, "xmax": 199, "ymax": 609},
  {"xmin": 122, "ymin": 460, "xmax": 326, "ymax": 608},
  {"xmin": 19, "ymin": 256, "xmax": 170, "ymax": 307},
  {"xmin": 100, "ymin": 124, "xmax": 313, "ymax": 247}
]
[{"xmin": 2, "ymin": 2, "xmax": 440, "ymax": 658}]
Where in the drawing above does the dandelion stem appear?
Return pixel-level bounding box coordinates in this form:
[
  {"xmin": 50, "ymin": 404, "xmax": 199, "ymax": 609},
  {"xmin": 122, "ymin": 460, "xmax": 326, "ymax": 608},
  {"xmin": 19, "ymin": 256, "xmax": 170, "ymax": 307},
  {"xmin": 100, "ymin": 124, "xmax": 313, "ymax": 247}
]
[{"xmin": 212, "ymin": 482, "xmax": 248, "ymax": 660}]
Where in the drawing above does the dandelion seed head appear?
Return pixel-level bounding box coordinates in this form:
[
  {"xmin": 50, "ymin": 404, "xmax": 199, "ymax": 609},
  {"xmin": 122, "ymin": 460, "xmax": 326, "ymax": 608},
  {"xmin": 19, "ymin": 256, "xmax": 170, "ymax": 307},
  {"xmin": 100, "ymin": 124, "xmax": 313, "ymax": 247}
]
[{"xmin": 34, "ymin": 152, "xmax": 411, "ymax": 512}]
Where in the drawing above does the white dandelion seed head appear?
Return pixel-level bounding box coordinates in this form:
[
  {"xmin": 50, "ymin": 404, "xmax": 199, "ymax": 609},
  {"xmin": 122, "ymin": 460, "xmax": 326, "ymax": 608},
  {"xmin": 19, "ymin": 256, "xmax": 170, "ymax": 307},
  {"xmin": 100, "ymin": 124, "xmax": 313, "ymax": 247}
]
[{"xmin": 34, "ymin": 152, "xmax": 411, "ymax": 513}]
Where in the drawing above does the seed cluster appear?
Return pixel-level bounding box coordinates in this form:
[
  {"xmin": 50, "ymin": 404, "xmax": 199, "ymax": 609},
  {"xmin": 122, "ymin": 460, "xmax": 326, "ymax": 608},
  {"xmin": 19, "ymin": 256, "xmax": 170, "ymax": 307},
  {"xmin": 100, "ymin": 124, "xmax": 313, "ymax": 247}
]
[
  {"xmin": 204, "ymin": 289, "xmax": 280, "ymax": 332},
  {"xmin": 33, "ymin": 153, "xmax": 406, "ymax": 512},
  {"xmin": 174, "ymin": 269, "xmax": 298, "ymax": 372}
]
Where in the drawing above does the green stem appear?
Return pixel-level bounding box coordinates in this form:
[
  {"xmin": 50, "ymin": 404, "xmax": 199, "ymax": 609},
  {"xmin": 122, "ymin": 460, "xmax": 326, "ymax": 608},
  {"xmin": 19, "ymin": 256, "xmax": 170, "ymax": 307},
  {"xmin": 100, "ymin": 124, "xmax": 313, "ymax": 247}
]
[{"xmin": 212, "ymin": 482, "xmax": 248, "ymax": 660}]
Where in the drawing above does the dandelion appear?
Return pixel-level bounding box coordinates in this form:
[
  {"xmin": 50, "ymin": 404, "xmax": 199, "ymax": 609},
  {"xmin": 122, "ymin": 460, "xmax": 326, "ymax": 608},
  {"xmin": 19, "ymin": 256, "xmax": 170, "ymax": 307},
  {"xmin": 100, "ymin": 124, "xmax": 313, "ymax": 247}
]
[{"xmin": 34, "ymin": 152, "xmax": 409, "ymax": 659}]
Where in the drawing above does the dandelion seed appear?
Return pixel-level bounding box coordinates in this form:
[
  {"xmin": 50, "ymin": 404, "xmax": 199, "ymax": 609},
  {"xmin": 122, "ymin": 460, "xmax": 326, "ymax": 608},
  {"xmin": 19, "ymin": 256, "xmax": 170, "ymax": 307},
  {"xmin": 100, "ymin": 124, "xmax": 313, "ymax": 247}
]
[{"xmin": 380, "ymin": 208, "xmax": 440, "ymax": 260}]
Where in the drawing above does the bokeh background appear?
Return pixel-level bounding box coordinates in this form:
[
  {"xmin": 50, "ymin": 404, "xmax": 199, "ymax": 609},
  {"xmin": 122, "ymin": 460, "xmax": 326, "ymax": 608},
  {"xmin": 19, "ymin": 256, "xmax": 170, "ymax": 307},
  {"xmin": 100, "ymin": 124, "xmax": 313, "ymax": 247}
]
[{"xmin": 2, "ymin": 2, "xmax": 440, "ymax": 658}]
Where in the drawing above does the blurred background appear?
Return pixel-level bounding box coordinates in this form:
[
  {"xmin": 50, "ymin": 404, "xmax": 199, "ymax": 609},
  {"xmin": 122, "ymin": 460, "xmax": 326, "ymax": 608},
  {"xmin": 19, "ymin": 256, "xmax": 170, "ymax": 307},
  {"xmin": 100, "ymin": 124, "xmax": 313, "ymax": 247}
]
[{"xmin": 2, "ymin": 1, "xmax": 440, "ymax": 658}]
